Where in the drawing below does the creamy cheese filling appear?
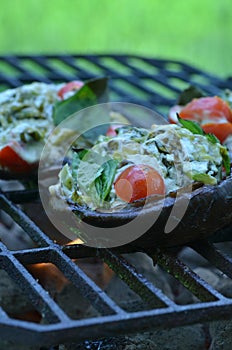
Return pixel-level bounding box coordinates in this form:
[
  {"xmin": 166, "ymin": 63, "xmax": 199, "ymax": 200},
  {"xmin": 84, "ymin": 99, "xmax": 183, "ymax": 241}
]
[
  {"xmin": 51, "ymin": 124, "xmax": 227, "ymax": 211},
  {"xmin": 0, "ymin": 82, "xmax": 64, "ymax": 166}
]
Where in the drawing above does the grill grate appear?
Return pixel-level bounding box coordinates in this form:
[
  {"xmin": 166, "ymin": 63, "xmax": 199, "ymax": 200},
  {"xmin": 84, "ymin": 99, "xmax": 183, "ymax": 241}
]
[
  {"xmin": 1, "ymin": 54, "xmax": 231, "ymax": 114},
  {"xmin": 0, "ymin": 54, "xmax": 232, "ymax": 347}
]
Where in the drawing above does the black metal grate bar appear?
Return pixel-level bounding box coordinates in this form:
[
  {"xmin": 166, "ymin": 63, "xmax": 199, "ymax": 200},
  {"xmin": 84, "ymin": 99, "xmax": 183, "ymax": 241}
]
[
  {"xmin": 0, "ymin": 194, "xmax": 124, "ymax": 317},
  {"xmin": 1, "ymin": 54, "xmax": 232, "ymax": 347},
  {"xmin": 191, "ymin": 240, "xmax": 232, "ymax": 279},
  {"xmin": 0, "ymin": 193, "xmax": 52, "ymax": 247},
  {"xmin": 0, "ymin": 307, "xmax": 9, "ymax": 320},
  {"xmin": 0, "ymin": 244, "xmax": 70, "ymax": 323},
  {"xmin": 152, "ymin": 249, "xmax": 226, "ymax": 302},
  {"xmin": 1, "ymin": 54, "xmax": 231, "ymax": 114},
  {"xmin": 98, "ymin": 249, "xmax": 175, "ymax": 308},
  {"xmin": 31, "ymin": 56, "xmax": 76, "ymax": 82},
  {"xmin": 3, "ymin": 189, "xmax": 39, "ymax": 204},
  {"xmin": 50, "ymin": 248, "xmax": 126, "ymax": 316},
  {"xmin": 1, "ymin": 55, "xmax": 48, "ymax": 85},
  {"xmin": 13, "ymin": 247, "xmax": 57, "ymax": 264},
  {"xmin": 1, "ymin": 300, "xmax": 232, "ymax": 347}
]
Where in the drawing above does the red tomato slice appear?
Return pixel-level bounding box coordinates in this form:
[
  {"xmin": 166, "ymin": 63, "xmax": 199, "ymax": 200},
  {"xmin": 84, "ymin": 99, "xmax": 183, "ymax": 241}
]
[
  {"xmin": 114, "ymin": 164, "xmax": 165, "ymax": 203},
  {"xmin": 106, "ymin": 125, "xmax": 123, "ymax": 137},
  {"xmin": 201, "ymin": 122, "xmax": 232, "ymax": 143},
  {"xmin": 179, "ymin": 96, "xmax": 232, "ymax": 123},
  {"xmin": 58, "ymin": 81, "xmax": 84, "ymax": 99},
  {"xmin": 0, "ymin": 144, "xmax": 37, "ymax": 174}
]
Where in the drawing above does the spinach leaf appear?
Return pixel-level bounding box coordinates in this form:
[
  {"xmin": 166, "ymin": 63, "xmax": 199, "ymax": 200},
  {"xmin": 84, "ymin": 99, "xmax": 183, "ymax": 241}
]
[
  {"xmin": 94, "ymin": 159, "xmax": 118, "ymax": 202},
  {"xmin": 177, "ymin": 85, "xmax": 206, "ymax": 105},
  {"xmin": 177, "ymin": 115, "xmax": 204, "ymax": 135},
  {"xmin": 53, "ymin": 77, "xmax": 109, "ymax": 126}
]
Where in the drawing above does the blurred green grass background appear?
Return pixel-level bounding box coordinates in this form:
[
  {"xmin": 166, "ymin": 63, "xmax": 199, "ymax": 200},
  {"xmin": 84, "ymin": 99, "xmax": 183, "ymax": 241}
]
[{"xmin": 0, "ymin": 0, "xmax": 231, "ymax": 77}]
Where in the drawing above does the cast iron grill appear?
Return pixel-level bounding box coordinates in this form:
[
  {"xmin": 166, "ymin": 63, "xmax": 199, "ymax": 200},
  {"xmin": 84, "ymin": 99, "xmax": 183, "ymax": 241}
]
[{"xmin": 0, "ymin": 54, "xmax": 232, "ymax": 348}]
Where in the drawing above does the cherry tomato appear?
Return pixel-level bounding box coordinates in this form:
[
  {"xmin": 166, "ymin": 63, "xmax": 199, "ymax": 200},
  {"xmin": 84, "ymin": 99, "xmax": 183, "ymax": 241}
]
[
  {"xmin": 58, "ymin": 81, "xmax": 84, "ymax": 99},
  {"xmin": 0, "ymin": 144, "xmax": 37, "ymax": 173},
  {"xmin": 106, "ymin": 125, "xmax": 123, "ymax": 137},
  {"xmin": 114, "ymin": 164, "xmax": 165, "ymax": 203},
  {"xmin": 201, "ymin": 122, "xmax": 232, "ymax": 143},
  {"xmin": 179, "ymin": 96, "xmax": 232, "ymax": 123}
]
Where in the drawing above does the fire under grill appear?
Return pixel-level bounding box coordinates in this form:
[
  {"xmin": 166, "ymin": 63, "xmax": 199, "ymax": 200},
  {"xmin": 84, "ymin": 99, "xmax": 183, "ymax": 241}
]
[{"xmin": 1, "ymin": 54, "xmax": 232, "ymax": 349}]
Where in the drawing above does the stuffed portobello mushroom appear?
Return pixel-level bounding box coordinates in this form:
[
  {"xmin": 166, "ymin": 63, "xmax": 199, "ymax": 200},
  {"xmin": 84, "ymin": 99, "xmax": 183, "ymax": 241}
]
[
  {"xmin": 0, "ymin": 78, "xmax": 108, "ymax": 178},
  {"xmin": 49, "ymin": 121, "xmax": 232, "ymax": 248},
  {"xmin": 50, "ymin": 123, "xmax": 230, "ymax": 209},
  {"xmin": 0, "ymin": 82, "xmax": 61, "ymax": 175}
]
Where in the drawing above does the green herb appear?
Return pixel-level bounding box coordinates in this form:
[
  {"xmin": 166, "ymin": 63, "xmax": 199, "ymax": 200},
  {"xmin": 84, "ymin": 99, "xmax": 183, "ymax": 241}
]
[
  {"xmin": 206, "ymin": 133, "xmax": 220, "ymax": 144},
  {"xmin": 72, "ymin": 148, "xmax": 88, "ymax": 162},
  {"xmin": 117, "ymin": 126, "xmax": 149, "ymax": 142},
  {"xmin": 220, "ymin": 145, "xmax": 231, "ymax": 176},
  {"xmin": 59, "ymin": 164, "xmax": 74, "ymax": 191},
  {"xmin": 215, "ymin": 165, "xmax": 222, "ymax": 182},
  {"xmin": 20, "ymin": 129, "xmax": 43, "ymax": 142},
  {"xmin": 178, "ymin": 115, "xmax": 221, "ymax": 145},
  {"xmin": 177, "ymin": 115, "xmax": 231, "ymax": 175},
  {"xmin": 53, "ymin": 77, "xmax": 109, "ymax": 126},
  {"xmin": 177, "ymin": 85, "xmax": 205, "ymax": 105},
  {"xmin": 177, "ymin": 115, "xmax": 204, "ymax": 135},
  {"xmin": 192, "ymin": 173, "xmax": 217, "ymax": 185},
  {"xmin": 71, "ymin": 149, "xmax": 88, "ymax": 185},
  {"xmin": 82, "ymin": 124, "xmax": 109, "ymax": 147},
  {"xmin": 94, "ymin": 159, "xmax": 118, "ymax": 202}
]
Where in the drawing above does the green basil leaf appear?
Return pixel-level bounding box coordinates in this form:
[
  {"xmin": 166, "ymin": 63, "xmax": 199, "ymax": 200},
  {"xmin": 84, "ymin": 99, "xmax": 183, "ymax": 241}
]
[
  {"xmin": 53, "ymin": 77, "xmax": 109, "ymax": 126},
  {"xmin": 177, "ymin": 115, "xmax": 204, "ymax": 135},
  {"xmin": 72, "ymin": 148, "xmax": 88, "ymax": 168},
  {"xmin": 206, "ymin": 133, "xmax": 220, "ymax": 144},
  {"xmin": 192, "ymin": 173, "xmax": 217, "ymax": 185},
  {"xmin": 178, "ymin": 114, "xmax": 231, "ymax": 176},
  {"xmin": 82, "ymin": 124, "xmax": 109, "ymax": 147},
  {"xmin": 71, "ymin": 149, "xmax": 88, "ymax": 185},
  {"xmin": 220, "ymin": 145, "xmax": 231, "ymax": 176},
  {"xmin": 94, "ymin": 159, "xmax": 118, "ymax": 202},
  {"xmin": 177, "ymin": 85, "xmax": 206, "ymax": 105},
  {"xmin": 178, "ymin": 116, "xmax": 223, "ymax": 147}
]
